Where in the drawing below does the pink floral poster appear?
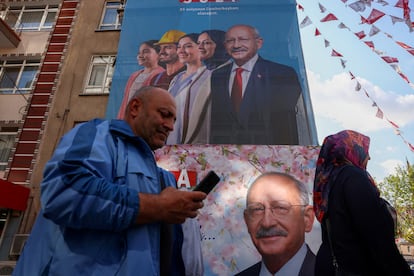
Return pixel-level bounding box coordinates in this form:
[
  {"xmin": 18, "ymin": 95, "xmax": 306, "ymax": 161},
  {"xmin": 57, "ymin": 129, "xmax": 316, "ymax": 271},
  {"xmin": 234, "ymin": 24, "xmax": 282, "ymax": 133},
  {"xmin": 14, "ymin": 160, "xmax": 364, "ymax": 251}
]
[{"xmin": 156, "ymin": 144, "xmax": 322, "ymax": 275}]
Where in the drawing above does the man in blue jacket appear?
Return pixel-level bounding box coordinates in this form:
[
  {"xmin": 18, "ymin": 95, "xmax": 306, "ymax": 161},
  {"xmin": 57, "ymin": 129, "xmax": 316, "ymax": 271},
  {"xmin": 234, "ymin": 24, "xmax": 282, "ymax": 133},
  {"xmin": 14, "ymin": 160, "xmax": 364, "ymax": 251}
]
[{"xmin": 13, "ymin": 86, "xmax": 207, "ymax": 276}]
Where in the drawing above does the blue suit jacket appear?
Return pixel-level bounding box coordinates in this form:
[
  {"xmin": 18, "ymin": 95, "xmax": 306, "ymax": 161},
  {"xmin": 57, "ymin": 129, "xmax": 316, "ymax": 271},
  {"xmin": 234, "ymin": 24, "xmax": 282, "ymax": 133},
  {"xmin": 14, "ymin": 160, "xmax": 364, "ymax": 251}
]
[
  {"xmin": 210, "ymin": 57, "xmax": 301, "ymax": 145},
  {"xmin": 234, "ymin": 245, "xmax": 316, "ymax": 276}
]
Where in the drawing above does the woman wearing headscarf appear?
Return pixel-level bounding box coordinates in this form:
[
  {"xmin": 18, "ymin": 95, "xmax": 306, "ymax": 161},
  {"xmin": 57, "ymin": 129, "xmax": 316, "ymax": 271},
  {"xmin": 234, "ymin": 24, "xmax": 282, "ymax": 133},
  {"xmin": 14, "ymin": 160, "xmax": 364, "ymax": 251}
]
[
  {"xmin": 117, "ymin": 40, "xmax": 165, "ymax": 119},
  {"xmin": 197, "ymin": 29, "xmax": 230, "ymax": 70},
  {"xmin": 313, "ymin": 130, "xmax": 411, "ymax": 275}
]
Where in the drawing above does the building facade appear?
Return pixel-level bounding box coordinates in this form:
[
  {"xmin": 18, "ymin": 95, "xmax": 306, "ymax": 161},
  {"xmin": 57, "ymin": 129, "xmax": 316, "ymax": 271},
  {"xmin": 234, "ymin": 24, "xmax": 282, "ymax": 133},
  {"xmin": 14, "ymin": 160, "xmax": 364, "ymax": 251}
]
[{"xmin": 0, "ymin": 0, "xmax": 122, "ymax": 273}]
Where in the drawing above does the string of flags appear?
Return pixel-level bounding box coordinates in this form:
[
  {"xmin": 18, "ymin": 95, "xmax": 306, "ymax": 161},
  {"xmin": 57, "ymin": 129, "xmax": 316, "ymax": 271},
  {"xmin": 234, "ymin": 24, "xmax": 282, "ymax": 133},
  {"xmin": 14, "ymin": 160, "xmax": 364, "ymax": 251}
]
[
  {"xmin": 297, "ymin": 1, "xmax": 414, "ymax": 153},
  {"xmin": 299, "ymin": 0, "xmax": 414, "ymax": 89}
]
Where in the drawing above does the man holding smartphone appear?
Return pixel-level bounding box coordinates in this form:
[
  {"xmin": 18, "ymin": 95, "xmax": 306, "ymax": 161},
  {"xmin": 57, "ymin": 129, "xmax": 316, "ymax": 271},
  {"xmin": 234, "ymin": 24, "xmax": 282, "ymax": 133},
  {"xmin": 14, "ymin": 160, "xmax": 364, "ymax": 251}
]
[{"xmin": 13, "ymin": 86, "xmax": 207, "ymax": 276}]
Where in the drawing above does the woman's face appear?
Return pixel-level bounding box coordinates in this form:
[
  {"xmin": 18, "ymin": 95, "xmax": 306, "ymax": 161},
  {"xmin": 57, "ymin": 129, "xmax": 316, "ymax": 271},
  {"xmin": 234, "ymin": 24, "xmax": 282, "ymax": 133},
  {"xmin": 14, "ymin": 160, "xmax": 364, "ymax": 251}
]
[
  {"xmin": 137, "ymin": 43, "xmax": 159, "ymax": 68},
  {"xmin": 177, "ymin": 37, "xmax": 200, "ymax": 65},
  {"xmin": 198, "ymin": 32, "xmax": 217, "ymax": 60}
]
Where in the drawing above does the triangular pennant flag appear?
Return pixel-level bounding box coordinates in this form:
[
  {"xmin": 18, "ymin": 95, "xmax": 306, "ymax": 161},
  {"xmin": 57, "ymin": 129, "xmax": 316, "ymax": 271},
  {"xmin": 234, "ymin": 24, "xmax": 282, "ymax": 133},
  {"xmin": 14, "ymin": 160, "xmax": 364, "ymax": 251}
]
[
  {"xmin": 364, "ymin": 41, "xmax": 375, "ymax": 49},
  {"xmin": 369, "ymin": 25, "xmax": 381, "ymax": 36},
  {"xmin": 377, "ymin": 0, "xmax": 389, "ymax": 6},
  {"xmin": 300, "ymin": 16, "xmax": 312, "ymax": 28},
  {"xmin": 372, "ymin": 102, "xmax": 378, "ymax": 107},
  {"xmin": 408, "ymin": 142, "xmax": 414, "ymax": 153},
  {"xmin": 338, "ymin": 22, "xmax": 350, "ymax": 30},
  {"xmin": 390, "ymin": 15, "xmax": 404, "ymax": 24},
  {"xmin": 381, "ymin": 56, "xmax": 399, "ymax": 63},
  {"xmin": 355, "ymin": 81, "xmax": 362, "ymax": 91},
  {"xmin": 321, "ymin": 13, "xmax": 338, "ymax": 22},
  {"xmin": 319, "ymin": 3, "xmax": 327, "ymax": 13},
  {"xmin": 349, "ymin": 0, "xmax": 367, "ymax": 12},
  {"xmin": 315, "ymin": 28, "xmax": 321, "ymax": 36},
  {"xmin": 396, "ymin": 41, "xmax": 413, "ymax": 49},
  {"xmin": 297, "ymin": 4, "xmax": 304, "ymax": 11},
  {"xmin": 387, "ymin": 119, "xmax": 400, "ymax": 129},
  {"xmin": 365, "ymin": 9, "xmax": 386, "ymax": 24},
  {"xmin": 355, "ymin": 31, "xmax": 366, "ymax": 39},
  {"xmin": 398, "ymin": 72, "xmax": 410, "ymax": 83},
  {"xmin": 331, "ymin": 49, "xmax": 343, "ymax": 57},
  {"xmin": 408, "ymin": 49, "xmax": 414, "ymax": 56},
  {"xmin": 324, "ymin": 39, "xmax": 330, "ymax": 47},
  {"xmin": 349, "ymin": 71, "xmax": 355, "ymax": 79},
  {"xmin": 376, "ymin": 108, "xmax": 384, "ymax": 119},
  {"xmin": 340, "ymin": 59, "xmax": 347, "ymax": 68}
]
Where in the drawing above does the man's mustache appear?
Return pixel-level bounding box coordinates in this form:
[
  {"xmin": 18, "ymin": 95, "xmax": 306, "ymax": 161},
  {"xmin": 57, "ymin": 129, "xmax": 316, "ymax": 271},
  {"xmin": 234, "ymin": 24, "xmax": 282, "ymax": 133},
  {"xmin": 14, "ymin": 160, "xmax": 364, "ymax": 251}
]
[{"xmin": 256, "ymin": 227, "xmax": 288, "ymax": 238}]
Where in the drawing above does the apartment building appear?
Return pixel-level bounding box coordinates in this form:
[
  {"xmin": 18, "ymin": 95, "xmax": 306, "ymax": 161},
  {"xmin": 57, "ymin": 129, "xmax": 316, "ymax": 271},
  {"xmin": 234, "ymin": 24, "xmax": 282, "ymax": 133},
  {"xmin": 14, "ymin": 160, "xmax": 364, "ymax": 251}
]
[{"xmin": 0, "ymin": 1, "xmax": 122, "ymax": 273}]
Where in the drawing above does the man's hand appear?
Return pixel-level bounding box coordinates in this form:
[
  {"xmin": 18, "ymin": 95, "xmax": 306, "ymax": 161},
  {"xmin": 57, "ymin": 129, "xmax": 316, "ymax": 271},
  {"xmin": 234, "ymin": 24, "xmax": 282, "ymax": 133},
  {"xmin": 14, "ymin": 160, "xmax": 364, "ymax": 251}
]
[{"xmin": 136, "ymin": 187, "xmax": 207, "ymax": 224}]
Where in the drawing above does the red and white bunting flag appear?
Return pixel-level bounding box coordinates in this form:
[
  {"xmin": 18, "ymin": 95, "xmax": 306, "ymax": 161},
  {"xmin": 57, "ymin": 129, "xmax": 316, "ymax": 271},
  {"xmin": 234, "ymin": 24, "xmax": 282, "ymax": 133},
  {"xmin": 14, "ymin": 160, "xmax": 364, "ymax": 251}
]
[
  {"xmin": 355, "ymin": 30, "xmax": 366, "ymax": 39},
  {"xmin": 315, "ymin": 28, "xmax": 321, "ymax": 36},
  {"xmin": 369, "ymin": 25, "xmax": 381, "ymax": 36},
  {"xmin": 390, "ymin": 15, "xmax": 405, "ymax": 24},
  {"xmin": 396, "ymin": 41, "xmax": 413, "ymax": 50},
  {"xmin": 319, "ymin": 3, "xmax": 327, "ymax": 13},
  {"xmin": 376, "ymin": 108, "xmax": 384, "ymax": 119},
  {"xmin": 331, "ymin": 49, "xmax": 343, "ymax": 57},
  {"xmin": 300, "ymin": 16, "xmax": 312, "ymax": 28},
  {"xmin": 398, "ymin": 72, "xmax": 410, "ymax": 83},
  {"xmin": 366, "ymin": 9, "xmax": 386, "ymax": 24},
  {"xmin": 297, "ymin": 4, "xmax": 304, "ymax": 11},
  {"xmin": 364, "ymin": 41, "xmax": 375, "ymax": 49},
  {"xmin": 349, "ymin": 1, "xmax": 367, "ymax": 12},
  {"xmin": 338, "ymin": 22, "xmax": 350, "ymax": 30},
  {"xmin": 321, "ymin": 13, "xmax": 338, "ymax": 22},
  {"xmin": 382, "ymin": 56, "xmax": 399, "ymax": 63},
  {"xmin": 377, "ymin": 0, "xmax": 389, "ymax": 6},
  {"xmin": 408, "ymin": 49, "xmax": 414, "ymax": 56},
  {"xmin": 408, "ymin": 142, "xmax": 414, "ymax": 153},
  {"xmin": 387, "ymin": 119, "xmax": 400, "ymax": 129}
]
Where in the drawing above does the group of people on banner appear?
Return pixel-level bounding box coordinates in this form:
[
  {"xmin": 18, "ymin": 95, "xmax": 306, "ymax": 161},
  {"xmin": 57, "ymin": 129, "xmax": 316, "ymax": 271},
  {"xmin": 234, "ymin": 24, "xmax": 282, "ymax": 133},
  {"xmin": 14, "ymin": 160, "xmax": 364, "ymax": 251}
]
[
  {"xmin": 117, "ymin": 24, "xmax": 303, "ymax": 146},
  {"xmin": 11, "ymin": 23, "xmax": 413, "ymax": 275}
]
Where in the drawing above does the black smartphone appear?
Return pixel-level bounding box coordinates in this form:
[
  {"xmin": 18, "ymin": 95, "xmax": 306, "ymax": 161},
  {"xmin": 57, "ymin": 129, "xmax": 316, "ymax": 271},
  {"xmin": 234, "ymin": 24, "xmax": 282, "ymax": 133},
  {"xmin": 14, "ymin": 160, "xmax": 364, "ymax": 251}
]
[{"xmin": 193, "ymin": 171, "xmax": 220, "ymax": 194}]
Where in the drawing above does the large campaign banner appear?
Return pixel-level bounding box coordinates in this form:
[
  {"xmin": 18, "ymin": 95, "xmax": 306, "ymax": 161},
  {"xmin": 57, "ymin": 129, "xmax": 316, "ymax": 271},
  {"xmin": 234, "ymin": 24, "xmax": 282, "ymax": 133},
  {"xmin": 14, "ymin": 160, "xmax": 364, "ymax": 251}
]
[
  {"xmin": 156, "ymin": 145, "xmax": 321, "ymax": 275},
  {"xmin": 105, "ymin": 0, "xmax": 317, "ymax": 146}
]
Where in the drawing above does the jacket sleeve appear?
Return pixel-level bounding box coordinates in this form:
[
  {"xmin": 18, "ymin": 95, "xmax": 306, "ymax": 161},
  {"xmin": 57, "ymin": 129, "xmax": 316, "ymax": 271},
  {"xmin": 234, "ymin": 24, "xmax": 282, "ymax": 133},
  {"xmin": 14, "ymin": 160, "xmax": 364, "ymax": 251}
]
[
  {"xmin": 342, "ymin": 168, "xmax": 410, "ymax": 274},
  {"xmin": 40, "ymin": 120, "xmax": 139, "ymax": 232}
]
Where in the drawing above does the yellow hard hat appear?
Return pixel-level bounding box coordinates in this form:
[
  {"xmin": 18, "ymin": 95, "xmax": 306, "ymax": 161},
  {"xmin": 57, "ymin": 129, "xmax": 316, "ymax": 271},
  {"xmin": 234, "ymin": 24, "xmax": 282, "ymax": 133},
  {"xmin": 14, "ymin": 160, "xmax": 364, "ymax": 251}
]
[{"xmin": 156, "ymin": 30, "xmax": 186, "ymax": 45}]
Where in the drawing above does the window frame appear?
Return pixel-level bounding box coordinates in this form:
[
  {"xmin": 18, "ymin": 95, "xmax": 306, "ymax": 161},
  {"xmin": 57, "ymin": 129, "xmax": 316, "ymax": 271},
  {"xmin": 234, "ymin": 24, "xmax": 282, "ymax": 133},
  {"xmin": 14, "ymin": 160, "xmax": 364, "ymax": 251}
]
[
  {"xmin": 0, "ymin": 59, "xmax": 40, "ymax": 95},
  {"xmin": 2, "ymin": 4, "xmax": 58, "ymax": 31},
  {"xmin": 98, "ymin": 1, "xmax": 123, "ymax": 31},
  {"xmin": 0, "ymin": 131, "xmax": 17, "ymax": 172},
  {"xmin": 83, "ymin": 55, "xmax": 116, "ymax": 95}
]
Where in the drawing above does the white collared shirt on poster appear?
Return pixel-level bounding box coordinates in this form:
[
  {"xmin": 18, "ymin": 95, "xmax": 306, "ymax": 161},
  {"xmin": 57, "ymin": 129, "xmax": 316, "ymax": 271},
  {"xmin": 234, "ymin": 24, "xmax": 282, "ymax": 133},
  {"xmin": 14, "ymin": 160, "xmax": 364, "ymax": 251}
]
[{"xmin": 259, "ymin": 242, "xmax": 307, "ymax": 276}]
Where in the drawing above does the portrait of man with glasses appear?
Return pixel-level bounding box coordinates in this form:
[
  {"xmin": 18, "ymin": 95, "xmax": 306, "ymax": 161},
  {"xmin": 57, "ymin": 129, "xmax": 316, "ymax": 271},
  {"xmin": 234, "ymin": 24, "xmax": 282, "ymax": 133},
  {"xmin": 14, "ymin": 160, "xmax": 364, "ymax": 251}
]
[{"xmin": 235, "ymin": 172, "xmax": 316, "ymax": 276}]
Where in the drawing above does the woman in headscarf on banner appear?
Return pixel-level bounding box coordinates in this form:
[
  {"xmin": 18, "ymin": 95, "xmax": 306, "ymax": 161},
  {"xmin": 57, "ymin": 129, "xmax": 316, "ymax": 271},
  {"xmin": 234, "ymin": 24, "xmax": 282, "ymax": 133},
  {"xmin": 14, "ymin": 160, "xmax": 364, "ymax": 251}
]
[
  {"xmin": 197, "ymin": 29, "xmax": 230, "ymax": 70},
  {"xmin": 117, "ymin": 40, "xmax": 165, "ymax": 119},
  {"xmin": 167, "ymin": 33, "xmax": 211, "ymax": 145},
  {"xmin": 313, "ymin": 130, "xmax": 411, "ymax": 276}
]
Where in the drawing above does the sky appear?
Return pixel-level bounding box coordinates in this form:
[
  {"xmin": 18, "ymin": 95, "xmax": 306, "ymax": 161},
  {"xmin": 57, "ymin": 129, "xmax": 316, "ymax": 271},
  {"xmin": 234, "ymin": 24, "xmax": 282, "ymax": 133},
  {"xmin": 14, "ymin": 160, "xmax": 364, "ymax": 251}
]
[{"xmin": 296, "ymin": 0, "xmax": 414, "ymax": 182}]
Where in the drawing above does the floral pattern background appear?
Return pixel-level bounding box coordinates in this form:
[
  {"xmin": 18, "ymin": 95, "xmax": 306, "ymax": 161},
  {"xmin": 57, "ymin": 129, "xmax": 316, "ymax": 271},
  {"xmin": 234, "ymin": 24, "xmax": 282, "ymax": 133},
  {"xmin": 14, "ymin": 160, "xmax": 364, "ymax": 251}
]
[{"xmin": 156, "ymin": 144, "xmax": 321, "ymax": 276}]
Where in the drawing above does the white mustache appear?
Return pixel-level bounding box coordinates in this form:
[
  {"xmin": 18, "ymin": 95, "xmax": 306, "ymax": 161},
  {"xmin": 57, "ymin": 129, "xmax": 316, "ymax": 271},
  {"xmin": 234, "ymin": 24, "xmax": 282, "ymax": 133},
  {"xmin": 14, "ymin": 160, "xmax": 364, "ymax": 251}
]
[{"xmin": 256, "ymin": 227, "xmax": 288, "ymax": 238}]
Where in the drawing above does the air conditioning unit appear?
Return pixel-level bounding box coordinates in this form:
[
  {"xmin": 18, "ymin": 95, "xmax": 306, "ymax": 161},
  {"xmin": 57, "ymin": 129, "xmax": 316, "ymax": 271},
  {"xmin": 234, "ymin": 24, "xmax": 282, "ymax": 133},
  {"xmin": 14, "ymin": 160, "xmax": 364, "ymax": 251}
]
[
  {"xmin": 0, "ymin": 261, "xmax": 16, "ymax": 276},
  {"xmin": 9, "ymin": 234, "xmax": 29, "ymax": 257}
]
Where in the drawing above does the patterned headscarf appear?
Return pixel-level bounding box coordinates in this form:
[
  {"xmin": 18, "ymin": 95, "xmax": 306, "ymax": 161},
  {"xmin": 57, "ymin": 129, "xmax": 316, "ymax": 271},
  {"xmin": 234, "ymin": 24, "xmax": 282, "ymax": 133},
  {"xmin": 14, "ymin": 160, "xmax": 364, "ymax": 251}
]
[{"xmin": 313, "ymin": 130, "xmax": 373, "ymax": 222}]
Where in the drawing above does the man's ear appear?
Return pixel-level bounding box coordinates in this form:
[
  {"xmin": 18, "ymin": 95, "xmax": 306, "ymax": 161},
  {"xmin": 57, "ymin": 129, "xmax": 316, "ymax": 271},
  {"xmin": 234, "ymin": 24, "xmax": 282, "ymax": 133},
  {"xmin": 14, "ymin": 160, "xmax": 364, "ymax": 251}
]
[
  {"xmin": 256, "ymin": 37, "xmax": 264, "ymax": 50},
  {"xmin": 128, "ymin": 98, "xmax": 141, "ymax": 117},
  {"xmin": 303, "ymin": 205, "xmax": 315, "ymax": 233}
]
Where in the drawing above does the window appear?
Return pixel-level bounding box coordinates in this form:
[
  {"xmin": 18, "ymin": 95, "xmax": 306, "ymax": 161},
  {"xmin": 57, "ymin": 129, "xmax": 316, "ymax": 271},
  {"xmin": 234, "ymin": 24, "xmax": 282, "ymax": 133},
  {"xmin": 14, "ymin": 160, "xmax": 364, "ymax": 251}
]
[
  {"xmin": 0, "ymin": 209, "xmax": 9, "ymax": 244},
  {"xmin": 3, "ymin": 4, "xmax": 58, "ymax": 31},
  {"xmin": 99, "ymin": 1, "xmax": 123, "ymax": 30},
  {"xmin": 0, "ymin": 131, "xmax": 17, "ymax": 171},
  {"xmin": 83, "ymin": 56, "xmax": 115, "ymax": 95},
  {"xmin": 0, "ymin": 60, "xmax": 40, "ymax": 95}
]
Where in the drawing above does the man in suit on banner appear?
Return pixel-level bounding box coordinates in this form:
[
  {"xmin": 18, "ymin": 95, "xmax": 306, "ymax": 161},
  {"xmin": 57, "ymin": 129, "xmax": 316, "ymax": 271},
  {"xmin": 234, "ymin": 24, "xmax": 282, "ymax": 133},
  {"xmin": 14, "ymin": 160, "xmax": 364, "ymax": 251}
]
[
  {"xmin": 210, "ymin": 24, "xmax": 302, "ymax": 145},
  {"xmin": 235, "ymin": 172, "xmax": 315, "ymax": 276}
]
